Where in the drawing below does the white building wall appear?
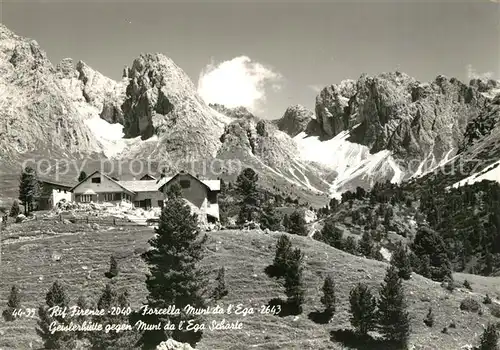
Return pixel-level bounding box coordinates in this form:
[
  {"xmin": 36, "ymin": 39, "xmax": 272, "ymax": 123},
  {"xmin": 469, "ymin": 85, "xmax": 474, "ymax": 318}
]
[{"xmin": 52, "ymin": 189, "xmax": 72, "ymax": 206}]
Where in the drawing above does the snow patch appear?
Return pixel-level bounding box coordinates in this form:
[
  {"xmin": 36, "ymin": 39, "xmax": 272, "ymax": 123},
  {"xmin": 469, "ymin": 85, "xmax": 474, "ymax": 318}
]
[
  {"xmin": 293, "ymin": 131, "xmax": 404, "ymax": 198},
  {"xmin": 84, "ymin": 116, "xmax": 127, "ymax": 158},
  {"xmin": 450, "ymin": 159, "xmax": 500, "ymax": 188}
]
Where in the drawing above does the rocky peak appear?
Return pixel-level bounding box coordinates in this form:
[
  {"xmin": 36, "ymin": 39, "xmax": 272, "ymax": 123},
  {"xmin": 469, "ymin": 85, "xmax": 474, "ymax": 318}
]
[
  {"xmin": 0, "ymin": 24, "xmax": 101, "ymax": 161},
  {"xmin": 1, "ymin": 24, "xmax": 50, "ymax": 73},
  {"xmin": 209, "ymin": 103, "xmax": 255, "ymax": 120},
  {"xmin": 120, "ymin": 53, "xmax": 229, "ymax": 160},
  {"xmin": 469, "ymin": 78, "xmax": 499, "ymax": 93},
  {"xmin": 218, "ymin": 116, "xmax": 299, "ymax": 169},
  {"xmin": 315, "ymin": 79, "xmax": 356, "ymax": 136},
  {"xmin": 276, "ymin": 104, "xmax": 317, "ymax": 137},
  {"xmin": 56, "ymin": 58, "xmax": 77, "ymax": 78},
  {"xmin": 315, "ymin": 72, "xmax": 487, "ymax": 170},
  {"xmin": 55, "ymin": 57, "xmax": 126, "ymax": 124}
]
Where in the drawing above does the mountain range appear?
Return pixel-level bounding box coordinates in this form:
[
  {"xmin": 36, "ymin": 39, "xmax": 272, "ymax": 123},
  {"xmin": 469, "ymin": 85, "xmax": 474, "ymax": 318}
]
[{"xmin": 1, "ymin": 22, "xmax": 499, "ymax": 206}]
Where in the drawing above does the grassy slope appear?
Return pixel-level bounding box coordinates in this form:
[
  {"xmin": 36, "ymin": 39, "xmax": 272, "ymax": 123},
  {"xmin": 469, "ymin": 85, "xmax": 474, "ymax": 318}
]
[{"xmin": 1, "ymin": 221, "xmax": 499, "ymax": 350}]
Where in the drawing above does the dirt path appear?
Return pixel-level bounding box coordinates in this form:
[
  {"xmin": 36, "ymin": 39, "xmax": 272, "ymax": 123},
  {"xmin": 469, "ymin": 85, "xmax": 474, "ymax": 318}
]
[{"xmin": 308, "ymin": 219, "xmax": 322, "ymax": 238}]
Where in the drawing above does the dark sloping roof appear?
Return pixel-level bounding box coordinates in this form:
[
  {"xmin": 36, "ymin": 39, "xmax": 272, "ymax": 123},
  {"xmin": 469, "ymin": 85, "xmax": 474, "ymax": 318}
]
[
  {"xmin": 157, "ymin": 172, "xmax": 220, "ymax": 192},
  {"xmin": 38, "ymin": 177, "xmax": 75, "ymax": 189},
  {"xmin": 140, "ymin": 174, "xmax": 157, "ymax": 180},
  {"xmin": 69, "ymin": 171, "xmax": 136, "ymax": 194}
]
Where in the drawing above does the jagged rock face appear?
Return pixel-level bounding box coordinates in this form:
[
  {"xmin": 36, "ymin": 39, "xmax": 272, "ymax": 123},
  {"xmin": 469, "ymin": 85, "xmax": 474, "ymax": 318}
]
[
  {"xmin": 276, "ymin": 104, "xmax": 318, "ymax": 137},
  {"xmin": 56, "ymin": 58, "xmax": 126, "ymax": 124},
  {"xmin": 459, "ymin": 94, "xmax": 500, "ymax": 153},
  {"xmin": 209, "ymin": 103, "xmax": 255, "ymax": 120},
  {"xmin": 0, "ymin": 24, "xmax": 101, "ymax": 162},
  {"xmin": 121, "ymin": 53, "xmax": 229, "ymax": 160},
  {"xmin": 316, "ymin": 72, "xmax": 488, "ymax": 170},
  {"xmin": 315, "ymin": 79, "xmax": 356, "ymax": 137},
  {"xmin": 217, "ymin": 116, "xmax": 331, "ymax": 195},
  {"xmin": 469, "ymin": 78, "xmax": 499, "ymax": 94},
  {"xmin": 219, "ymin": 118, "xmax": 298, "ymax": 169}
]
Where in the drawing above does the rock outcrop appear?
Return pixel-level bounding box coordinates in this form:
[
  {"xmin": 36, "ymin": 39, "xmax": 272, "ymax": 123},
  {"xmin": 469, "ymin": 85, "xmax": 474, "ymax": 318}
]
[
  {"xmin": 56, "ymin": 58, "xmax": 126, "ymax": 124},
  {"xmin": 315, "ymin": 79, "xmax": 356, "ymax": 137},
  {"xmin": 209, "ymin": 103, "xmax": 255, "ymax": 120},
  {"xmin": 0, "ymin": 24, "xmax": 101, "ymax": 162},
  {"xmin": 275, "ymin": 104, "xmax": 318, "ymax": 137},
  {"xmin": 315, "ymin": 72, "xmax": 488, "ymax": 171},
  {"xmin": 120, "ymin": 53, "xmax": 229, "ymax": 161}
]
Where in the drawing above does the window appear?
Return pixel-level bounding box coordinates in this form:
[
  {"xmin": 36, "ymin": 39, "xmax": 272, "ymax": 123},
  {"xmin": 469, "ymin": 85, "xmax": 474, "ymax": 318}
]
[
  {"xmin": 208, "ymin": 191, "xmax": 217, "ymax": 204},
  {"xmin": 103, "ymin": 193, "xmax": 114, "ymax": 201},
  {"xmin": 158, "ymin": 200, "xmax": 164, "ymax": 208},
  {"xmin": 91, "ymin": 177, "xmax": 101, "ymax": 184},
  {"xmin": 81, "ymin": 194, "xmax": 92, "ymax": 203},
  {"xmin": 180, "ymin": 179, "xmax": 191, "ymax": 189},
  {"xmin": 113, "ymin": 193, "xmax": 121, "ymax": 201}
]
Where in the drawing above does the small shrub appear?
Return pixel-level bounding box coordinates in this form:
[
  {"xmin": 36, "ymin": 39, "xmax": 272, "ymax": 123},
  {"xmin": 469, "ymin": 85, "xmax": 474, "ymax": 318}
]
[
  {"xmin": 320, "ymin": 276, "xmax": 336, "ymax": 317},
  {"xmin": 463, "ymin": 279, "xmax": 472, "ymax": 290},
  {"xmin": 105, "ymin": 255, "xmax": 118, "ymax": 279},
  {"xmin": 460, "ymin": 297, "xmax": 481, "ymax": 313},
  {"xmin": 484, "ymin": 294, "xmax": 493, "ymax": 305},
  {"xmin": 212, "ymin": 267, "xmax": 229, "ymax": 300},
  {"xmin": 441, "ymin": 327, "xmax": 448, "ymax": 334},
  {"xmin": 9, "ymin": 200, "xmax": 20, "ymax": 218},
  {"xmin": 489, "ymin": 303, "xmax": 500, "ymax": 318},
  {"xmin": 424, "ymin": 307, "xmax": 434, "ymax": 327},
  {"xmin": 2, "ymin": 285, "xmax": 21, "ymax": 321},
  {"xmin": 449, "ymin": 321, "xmax": 456, "ymax": 328},
  {"xmin": 479, "ymin": 323, "xmax": 498, "ymax": 350},
  {"xmin": 442, "ymin": 276, "xmax": 456, "ymax": 292}
]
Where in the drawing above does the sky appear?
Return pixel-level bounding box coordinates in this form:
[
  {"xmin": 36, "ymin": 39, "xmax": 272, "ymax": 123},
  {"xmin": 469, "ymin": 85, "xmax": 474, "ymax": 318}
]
[{"xmin": 1, "ymin": 0, "xmax": 499, "ymax": 119}]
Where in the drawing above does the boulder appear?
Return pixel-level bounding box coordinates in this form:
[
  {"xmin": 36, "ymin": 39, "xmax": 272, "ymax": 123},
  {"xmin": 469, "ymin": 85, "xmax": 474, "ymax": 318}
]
[{"xmin": 15, "ymin": 214, "xmax": 26, "ymax": 223}]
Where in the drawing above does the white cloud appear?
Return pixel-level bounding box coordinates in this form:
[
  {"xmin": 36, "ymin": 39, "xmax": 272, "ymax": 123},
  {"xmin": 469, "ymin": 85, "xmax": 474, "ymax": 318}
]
[{"xmin": 197, "ymin": 56, "xmax": 281, "ymax": 111}]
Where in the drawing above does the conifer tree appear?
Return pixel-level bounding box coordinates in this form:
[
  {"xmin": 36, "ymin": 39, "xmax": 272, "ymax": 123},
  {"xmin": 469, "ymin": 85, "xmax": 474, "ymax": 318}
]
[
  {"xmin": 411, "ymin": 227, "xmax": 452, "ymax": 281},
  {"xmin": 235, "ymin": 168, "xmax": 260, "ymax": 225},
  {"xmin": 90, "ymin": 284, "xmax": 133, "ymax": 350},
  {"xmin": 140, "ymin": 197, "xmax": 207, "ymax": 348},
  {"xmin": 391, "ymin": 242, "xmax": 412, "ymax": 280},
  {"xmin": 165, "ymin": 182, "xmax": 182, "ymax": 199},
  {"xmin": 259, "ymin": 202, "xmax": 282, "ymax": 231},
  {"xmin": 9, "ymin": 200, "xmax": 20, "ymax": 218},
  {"xmin": 36, "ymin": 281, "xmax": 75, "ymax": 349},
  {"xmin": 287, "ymin": 210, "xmax": 307, "ymax": 236},
  {"xmin": 273, "ymin": 235, "xmax": 293, "ymax": 275},
  {"xmin": 106, "ymin": 255, "xmax": 119, "ymax": 279},
  {"xmin": 320, "ymin": 218, "xmax": 343, "ymax": 249},
  {"xmin": 359, "ymin": 231, "xmax": 374, "ymax": 257},
  {"xmin": 282, "ymin": 214, "xmax": 290, "ymax": 231},
  {"xmin": 18, "ymin": 166, "xmax": 39, "ymax": 215},
  {"xmin": 3, "ymin": 285, "xmax": 21, "ymax": 321},
  {"xmin": 75, "ymin": 295, "xmax": 89, "ymax": 340},
  {"xmin": 349, "ymin": 283, "xmax": 377, "ymax": 335},
  {"xmin": 343, "ymin": 236, "xmax": 358, "ymax": 255},
  {"xmin": 419, "ymin": 254, "xmax": 432, "ymax": 278},
  {"xmin": 320, "ymin": 276, "xmax": 336, "ymax": 317},
  {"xmin": 212, "ymin": 267, "xmax": 229, "ymax": 300},
  {"xmin": 77, "ymin": 171, "xmax": 87, "ymax": 182},
  {"xmin": 283, "ymin": 248, "xmax": 305, "ymax": 314},
  {"xmin": 377, "ymin": 265, "xmax": 410, "ymax": 348},
  {"xmin": 479, "ymin": 323, "xmax": 499, "ymax": 350}
]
